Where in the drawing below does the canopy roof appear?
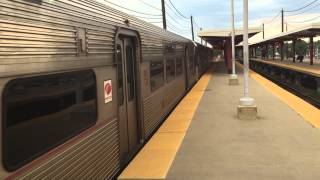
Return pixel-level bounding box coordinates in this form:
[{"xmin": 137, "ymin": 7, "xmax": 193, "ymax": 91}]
[
  {"xmin": 240, "ymin": 23, "xmax": 320, "ymax": 46},
  {"xmin": 197, "ymin": 27, "xmax": 262, "ymax": 48}
]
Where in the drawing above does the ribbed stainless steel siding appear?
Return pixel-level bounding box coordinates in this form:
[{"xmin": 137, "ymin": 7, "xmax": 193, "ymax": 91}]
[
  {"xmin": 0, "ymin": 0, "xmax": 193, "ymax": 179},
  {"xmin": 0, "ymin": 19, "xmax": 77, "ymax": 58},
  {"xmin": 0, "ymin": 0, "xmax": 189, "ymax": 66},
  {"xmin": 87, "ymin": 29, "xmax": 115, "ymax": 55},
  {"xmin": 143, "ymin": 78, "xmax": 185, "ymax": 138},
  {"xmin": 17, "ymin": 119, "xmax": 119, "ymax": 180}
]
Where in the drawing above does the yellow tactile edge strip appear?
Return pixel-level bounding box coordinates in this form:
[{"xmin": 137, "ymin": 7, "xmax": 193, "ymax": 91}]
[
  {"xmin": 118, "ymin": 69, "xmax": 212, "ymax": 180},
  {"xmin": 237, "ymin": 62, "xmax": 320, "ymax": 128}
]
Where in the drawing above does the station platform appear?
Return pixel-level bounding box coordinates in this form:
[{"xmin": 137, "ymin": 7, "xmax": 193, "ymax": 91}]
[
  {"xmin": 251, "ymin": 58, "xmax": 320, "ymax": 77},
  {"xmin": 118, "ymin": 61, "xmax": 320, "ymax": 180}
]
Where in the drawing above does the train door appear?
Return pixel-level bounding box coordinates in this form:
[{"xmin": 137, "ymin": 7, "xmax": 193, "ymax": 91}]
[{"xmin": 117, "ymin": 36, "xmax": 140, "ymax": 165}]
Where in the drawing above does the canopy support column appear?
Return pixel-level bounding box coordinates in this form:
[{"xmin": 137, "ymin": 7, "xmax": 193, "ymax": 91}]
[
  {"xmin": 280, "ymin": 41, "xmax": 284, "ymax": 61},
  {"xmin": 272, "ymin": 43, "xmax": 275, "ymax": 60},
  {"xmin": 292, "ymin": 39, "xmax": 296, "ymax": 63},
  {"xmin": 310, "ymin": 36, "xmax": 314, "ymax": 65}
]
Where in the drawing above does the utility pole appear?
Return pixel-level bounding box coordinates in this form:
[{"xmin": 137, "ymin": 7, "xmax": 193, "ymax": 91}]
[
  {"xmin": 262, "ymin": 23, "xmax": 265, "ymax": 39},
  {"xmin": 191, "ymin": 15, "xmax": 194, "ymax": 41},
  {"xmin": 228, "ymin": 0, "xmax": 239, "ymax": 85},
  {"xmin": 161, "ymin": 0, "xmax": 167, "ymax": 30},
  {"xmin": 200, "ymin": 28, "xmax": 203, "ymax": 44},
  {"xmin": 238, "ymin": 0, "xmax": 257, "ymax": 120},
  {"xmin": 281, "ymin": 9, "xmax": 284, "ymax": 33}
]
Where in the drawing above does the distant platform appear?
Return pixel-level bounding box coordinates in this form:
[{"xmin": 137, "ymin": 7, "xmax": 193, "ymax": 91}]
[
  {"xmin": 251, "ymin": 58, "xmax": 320, "ymax": 77},
  {"xmin": 118, "ymin": 61, "xmax": 320, "ymax": 180}
]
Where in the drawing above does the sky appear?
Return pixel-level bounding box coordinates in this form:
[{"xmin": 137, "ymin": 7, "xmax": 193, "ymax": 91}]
[{"xmin": 96, "ymin": 0, "xmax": 320, "ymax": 42}]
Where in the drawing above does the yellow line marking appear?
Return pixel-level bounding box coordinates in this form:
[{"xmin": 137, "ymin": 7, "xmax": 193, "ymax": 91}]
[
  {"xmin": 251, "ymin": 58, "xmax": 320, "ymax": 77},
  {"xmin": 118, "ymin": 69, "xmax": 212, "ymax": 180},
  {"xmin": 237, "ymin": 62, "xmax": 320, "ymax": 128}
]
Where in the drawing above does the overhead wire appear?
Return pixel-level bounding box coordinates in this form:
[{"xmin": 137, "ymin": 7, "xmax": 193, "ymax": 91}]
[
  {"xmin": 167, "ymin": 26, "xmax": 191, "ymax": 38},
  {"xmin": 193, "ymin": 19, "xmax": 201, "ymax": 30},
  {"xmin": 167, "ymin": 21, "xmax": 190, "ymax": 33},
  {"xmin": 103, "ymin": 0, "xmax": 196, "ymax": 40},
  {"xmin": 147, "ymin": 21, "xmax": 163, "ymax": 24},
  {"xmin": 102, "ymin": 0, "xmax": 162, "ymax": 16},
  {"xmin": 132, "ymin": 14, "xmax": 162, "ymax": 20},
  {"xmin": 165, "ymin": 2, "xmax": 190, "ymax": 22},
  {"xmin": 281, "ymin": 0, "xmax": 320, "ymax": 29},
  {"xmin": 284, "ymin": 0, "xmax": 318, "ymax": 12},
  {"xmin": 136, "ymin": 0, "xmax": 162, "ymax": 11},
  {"xmin": 166, "ymin": 12, "xmax": 190, "ymax": 29},
  {"xmin": 264, "ymin": 11, "xmax": 281, "ymax": 25},
  {"xmin": 288, "ymin": 2, "xmax": 320, "ymax": 16},
  {"xmin": 167, "ymin": 26, "xmax": 185, "ymax": 35},
  {"xmin": 167, "ymin": 0, "xmax": 189, "ymax": 19}
]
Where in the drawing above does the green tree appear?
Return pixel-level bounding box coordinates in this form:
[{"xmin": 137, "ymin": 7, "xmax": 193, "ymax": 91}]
[
  {"xmin": 213, "ymin": 49, "xmax": 222, "ymax": 57},
  {"xmin": 295, "ymin": 39, "xmax": 308, "ymax": 56}
]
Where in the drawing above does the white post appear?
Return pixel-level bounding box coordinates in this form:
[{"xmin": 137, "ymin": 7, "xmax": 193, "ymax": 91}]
[
  {"xmin": 237, "ymin": 0, "xmax": 257, "ymax": 120},
  {"xmin": 240, "ymin": 0, "xmax": 254, "ymax": 104},
  {"xmin": 228, "ymin": 0, "xmax": 239, "ymax": 85},
  {"xmin": 231, "ymin": 0, "xmax": 236, "ymax": 75}
]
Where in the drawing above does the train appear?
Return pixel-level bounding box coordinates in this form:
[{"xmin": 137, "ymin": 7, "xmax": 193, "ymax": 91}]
[{"xmin": 0, "ymin": 0, "xmax": 212, "ymax": 179}]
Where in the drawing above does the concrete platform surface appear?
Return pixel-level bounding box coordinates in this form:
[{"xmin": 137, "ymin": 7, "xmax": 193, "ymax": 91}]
[{"xmin": 167, "ymin": 62, "xmax": 320, "ymax": 180}]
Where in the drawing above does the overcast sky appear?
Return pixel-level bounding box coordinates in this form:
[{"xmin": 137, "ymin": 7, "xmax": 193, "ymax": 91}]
[{"xmin": 97, "ymin": 0, "xmax": 320, "ymax": 42}]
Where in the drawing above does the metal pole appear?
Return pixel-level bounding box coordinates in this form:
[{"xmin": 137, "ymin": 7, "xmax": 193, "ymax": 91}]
[
  {"xmin": 262, "ymin": 23, "xmax": 264, "ymax": 39},
  {"xmin": 161, "ymin": 0, "xmax": 167, "ymax": 30},
  {"xmin": 231, "ymin": 0, "xmax": 237, "ymax": 76},
  {"xmin": 191, "ymin": 15, "xmax": 194, "ymax": 41},
  {"xmin": 310, "ymin": 36, "xmax": 314, "ymax": 65},
  {"xmin": 280, "ymin": 41, "xmax": 284, "ymax": 61},
  {"xmin": 281, "ymin": 9, "xmax": 284, "ymax": 33},
  {"xmin": 200, "ymin": 28, "xmax": 203, "ymax": 44},
  {"xmin": 239, "ymin": 0, "xmax": 255, "ymax": 106},
  {"xmin": 272, "ymin": 43, "xmax": 275, "ymax": 60},
  {"xmin": 292, "ymin": 39, "xmax": 296, "ymax": 63}
]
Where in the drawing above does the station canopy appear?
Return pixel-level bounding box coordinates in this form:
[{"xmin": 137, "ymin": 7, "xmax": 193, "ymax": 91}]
[
  {"xmin": 241, "ymin": 23, "xmax": 320, "ymax": 46},
  {"xmin": 197, "ymin": 27, "xmax": 262, "ymax": 49}
]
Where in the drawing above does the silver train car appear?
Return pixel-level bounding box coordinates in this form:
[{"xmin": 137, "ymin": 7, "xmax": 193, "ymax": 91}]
[{"xmin": 0, "ymin": 0, "xmax": 212, "ymax": 179}]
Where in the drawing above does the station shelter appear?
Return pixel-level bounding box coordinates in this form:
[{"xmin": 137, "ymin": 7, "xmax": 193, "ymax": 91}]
[
  {"xmin": 198, "ymin": 28, "xmax": 261, "ymax": 73},
  {"xmin": 246, "ymin": 23, "xmax": 320, "ymax": 65}
]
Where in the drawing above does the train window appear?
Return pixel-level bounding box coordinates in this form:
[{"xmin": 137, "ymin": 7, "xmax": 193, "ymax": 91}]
[
  {"xmin": 126, "ymin": 45, "xmax": 135, "ymax": 101},
  {"xmin": 176, "ymin": 57, "xmax": 183, "ymax": 76},
  {"xmin": 2, "ymin": 70, "xmax": 97, "ymax": 171},
  {"xmin": 117, "ymin": 45, "xmax": 124, "ymax": 105},
  {"xmin": 150, "ymin": 60, "xmax": 164, "ymax": 91},
  {"xmin": 166, "ymin": 58, "xmax": 175, "ymax": 82}
]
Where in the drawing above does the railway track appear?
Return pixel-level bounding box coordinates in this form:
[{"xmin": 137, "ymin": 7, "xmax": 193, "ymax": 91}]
[
  {"xmin": 257, "ymin": 70, "xmax": 320, "ymax": 108},
  {"xmin": 249, "ymin": 64, "xmax": 320, "ymax": 109}
]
